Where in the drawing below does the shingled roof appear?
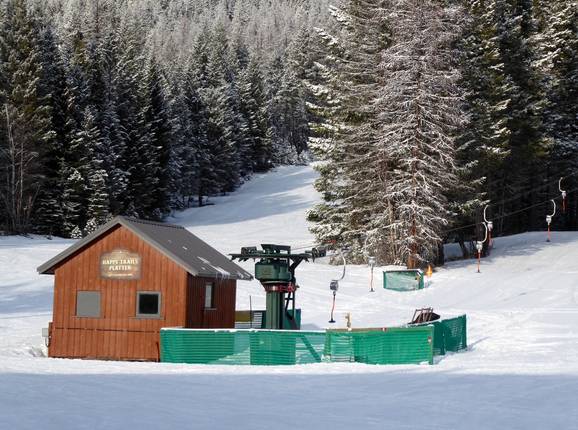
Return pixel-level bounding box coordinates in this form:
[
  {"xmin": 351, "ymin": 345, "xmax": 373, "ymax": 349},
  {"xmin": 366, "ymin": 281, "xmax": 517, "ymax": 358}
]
[{"xmin": 37, "ymin": 216, "xmax": 253, "ymax": 281}]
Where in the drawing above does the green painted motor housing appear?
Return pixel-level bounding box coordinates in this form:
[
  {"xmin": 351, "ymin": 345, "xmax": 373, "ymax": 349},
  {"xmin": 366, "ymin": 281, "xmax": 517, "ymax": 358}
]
[{"xmin": 254, "ymin": 260, "xmax": 292, "ymax": 283}]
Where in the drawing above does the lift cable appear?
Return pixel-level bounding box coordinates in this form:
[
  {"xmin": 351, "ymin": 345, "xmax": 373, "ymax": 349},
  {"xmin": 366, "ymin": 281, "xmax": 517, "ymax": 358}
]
[
  {"xmin": 478, "ymin": 175, "xmax": 574, "ymax": 210},
  {"xmin": 445, "ymin": 186, "xmax": 578, "ymax": 235}
]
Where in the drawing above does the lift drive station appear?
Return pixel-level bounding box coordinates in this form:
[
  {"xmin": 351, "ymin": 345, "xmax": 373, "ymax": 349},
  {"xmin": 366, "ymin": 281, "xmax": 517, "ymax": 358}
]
[{"xmin": 231, "ymin": 244, "xmax": 324, "ymax": 330}]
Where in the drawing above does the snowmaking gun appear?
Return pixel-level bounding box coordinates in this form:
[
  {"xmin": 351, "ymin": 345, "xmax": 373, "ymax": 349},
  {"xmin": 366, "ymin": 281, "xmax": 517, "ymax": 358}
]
[{"xmin": 230, "ymin": 244, "xmax": 326, "ymax": 330}]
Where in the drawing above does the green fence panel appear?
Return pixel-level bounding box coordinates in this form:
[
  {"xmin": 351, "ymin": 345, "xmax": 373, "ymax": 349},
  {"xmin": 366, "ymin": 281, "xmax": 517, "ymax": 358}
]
[
  {"xmin": 160, "ymin": 329, "xmax": 326, "ymax": 365},
  {"xmin": 324, "ymin": 326, "xmax": 434, "ymax": 365},
  {"xmin": 430, "ymin": 321, "xmax": 446, "ymax": 355},
  {"xmin": 438, "ymin": 315, "xmax": 467, "ymax": 353},
  {"xmin": 161, "ymin": 324, "xmax": 443, "ymax": 366},
  {"xmin": 417, "ymin": 315, "xmax": 467, "ymax": 355},
  {"xmin": 383, "ymin": 270, "xmax": 424, "ymax": 291},
  {"xmin": 160, "ymin": 329, "xmax": 250, "ymax": 364},
  {"xmin": 249, "ymin": 330, "xmax": 325, "ymax": 365}
]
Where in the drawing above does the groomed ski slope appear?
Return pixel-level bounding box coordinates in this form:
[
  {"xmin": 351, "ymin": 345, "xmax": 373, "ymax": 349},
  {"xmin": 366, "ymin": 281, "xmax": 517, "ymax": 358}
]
[{"xmin": 1, "ymin": 165, "xmax": 578, "ymax": 430}]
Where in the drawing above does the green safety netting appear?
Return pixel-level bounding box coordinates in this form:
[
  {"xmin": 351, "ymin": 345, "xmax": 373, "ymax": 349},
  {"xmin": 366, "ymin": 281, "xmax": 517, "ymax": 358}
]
[
  {"xmin": 383, "ymin": 270, "xmax": 425, "ymax": 291},
  {"xmin": 160, "ymin": 329, "xmax": 326, "ymax": 365},
  {"xmin": 430, "ymin": 315, "xmax": 467, "ymax": 355},
  {"xmin": 160, "ymin": 325, "xmax": 436, "ymax": 366},
  {"xmin": 324, "ymin": 327, "xmax": 434, "ymax": 365}
]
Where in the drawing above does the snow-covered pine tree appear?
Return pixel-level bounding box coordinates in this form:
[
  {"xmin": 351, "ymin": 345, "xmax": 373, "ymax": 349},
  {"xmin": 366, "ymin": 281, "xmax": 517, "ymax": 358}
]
[
  {"xmin": 34, "ymin": 21, "xmax": 70, "ymax": 236},
  {"xmin": 378, "ymin": 0, "xmax": 466, "ymax": 268},
  {"xmin": 85, "ymin": 169, "xmax": 109, "ymax": 232},
  {"xmin": 60, "ymin": 166, "xmax": 84, "ymax": 236},
  {"xmin": 280, "ymin": 25, "xmax": 315, "ymax": 156},
  {"xmin": 533, "ymin": 0, "xmax": 578, "ymax": 192},
  {"xmin": 79, "ymin": 107, "xmax": 110, "ymax": 230},
  {"xmin": 459, "ymin": 0, "xmax": 512, "ymax": 193},
  {"xmin": 64, "ymin": 107, "xmax": 99, "ymax": 230},
  {"xmin": 264, "ymin": 55, "xmax": 293, "ymax": 164},
  {"xmin": 204, "ymin": 84, "xmax": 239, "ymax": 193},
  {"xmin": 269, "ymin": 60, "xmax": 308, "ymax": 165},
  {"xmin": 448, "ymin": 0, "xmax": 514, "ymax": 246},
  {"xmin": 180, "ymin": 67, "xmax": 207, "ymax": 208},
  {"xmin": 84, "ymin": 217, "xmax": 99, "ymax": 235},
  {"xmin": 0, "ymin": 0, "xmax": 53, "ymax": 234},
  {"xmin": 308, "ymin": 0, "xmax": 397, "ymax": 262},
  {"xmin": 166, "ymin": 71, "xmax": 190, "ymax": 210},
  {"xmin": 204, "ymin": 24, "xmax": 240, "ymax": 194},
  {"xmin": 77, "ymin": 28, "xmax": 129, "ymax": 217},
  {"xmin": 492, "ymin": 0, "xmax": 548, "ymax": 232},
  {"xmin": 306, "ymin": 19, "xmax": 351, "ymax": 252},
  {"xmin": 141, "ymin": 55, "xmax": 173, "ymax": 218},
  {"xmin": 185, "ymin": 31, "xmax": 220, "ymax": 207},
  {"xmin": 70, "ymin": 225, "xmax": 83, "ymax": 239},
  {"xmin": 114, "ymin": 27, "xmax": 160, "ymax": 219},
  {"xmin": 238, "ymin": 55, "xmax": 270, "ymax": 173}
]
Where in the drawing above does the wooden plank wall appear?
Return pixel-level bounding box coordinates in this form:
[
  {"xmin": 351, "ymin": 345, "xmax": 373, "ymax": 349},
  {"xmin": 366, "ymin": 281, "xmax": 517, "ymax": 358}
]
[
  {"xmin": 186, "ymin": 275, "xmax": 237, "ymax": 329},
  {"xmin": 49, "ymin": 225, "xmax": 188, "ymax": 361}
]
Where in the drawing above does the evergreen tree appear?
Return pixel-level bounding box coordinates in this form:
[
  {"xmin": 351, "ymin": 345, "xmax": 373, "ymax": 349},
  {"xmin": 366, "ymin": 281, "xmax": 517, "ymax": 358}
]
[
  {"xmin": 309, "ymin": 0, "xmax": 467, "ymax": 266},
  {"xmin": 34, "ymin": 21, "xmax": 71, "ymax": 236},
  {"xmin": 60, "ymin": 166, "xmax": 84, "ymax": 235},
  {"xmin": 238, "ymin": 55, "xmax": 270, "ymax": 172},
  {"xmin": 80, "ymin": 107, "xmax": 110, "ymax": 229},
  {"xmin": 0, "ymin": 0, "xmax": 53, "ymax": 233},
  {"xmin": 141, "ymin": 56, "xmax": 173, "ymax": 218},
  {"xmin": 378, "ymin": 0, "xmax": 466, "ymax": 267},
  {"xmin": 534, "ymin": 1, "xmax": 578, "ymax": 180},
  {"xmin": 204, "ymin": 26, "xmax": 240, "ymax": 193},
  {"xmin": 308, "ymin": 0, "xmax": 395, "ymax": 261},
  {"xmin": 492, "ymin": 0, "xmax": 548, "ymax": 232},
  {"xmin": 85, "ymin": 168, "xmax": 109, "ymax": 231}
]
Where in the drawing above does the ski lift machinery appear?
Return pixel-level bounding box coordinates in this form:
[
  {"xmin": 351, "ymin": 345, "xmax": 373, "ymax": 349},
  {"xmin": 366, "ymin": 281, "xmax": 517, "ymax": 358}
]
[{"xmin": 230, "ymin": 244, "xmax": 326, "ymax": 330}]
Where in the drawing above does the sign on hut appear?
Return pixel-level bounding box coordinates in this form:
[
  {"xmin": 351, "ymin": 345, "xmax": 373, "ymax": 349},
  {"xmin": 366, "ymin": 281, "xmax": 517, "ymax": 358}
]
[{"xmin": 37, "ymin": 216, "xmax": 252, "ymax": 362}]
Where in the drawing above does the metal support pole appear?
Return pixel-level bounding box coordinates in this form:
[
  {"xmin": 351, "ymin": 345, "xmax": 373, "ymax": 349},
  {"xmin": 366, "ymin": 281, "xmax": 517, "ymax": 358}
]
[
  {"xmin": 475, "ymin": 222, "xmax": 487, "ymax": 273},
  {"xmin": 560, "ymin": 178, "xmax": 566, "ymax": 214},
  {"xmin": 370, "ymin": 267, "xmax": 374, "ymax": 292},
  {"xmin": 329, "ymin": 291, "xmax": 336, "ymax": 323},
  {"xmin": 368, "ymin": 256, "xmax": 376, "ymax": 293},
  {"xmin": 546, "ymin": 200, "xmax": 556, "ymax": 243},
  {"xmin": 477, "ymin": 250, "xmax": 481, "ymax": 273}
]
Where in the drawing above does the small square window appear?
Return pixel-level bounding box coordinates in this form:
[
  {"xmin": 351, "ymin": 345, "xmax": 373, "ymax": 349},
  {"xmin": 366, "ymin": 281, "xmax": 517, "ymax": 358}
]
[
  {"xmin": 136, "ymin": 292, "xmax": 161, "ymax": 318},
  {"xmin": 204, "ymin": 283, "xmax": 214, "ymax": 309},
  {"xmin": 76, "ymin": 291, "xmax": 100, "ymax": 318}
]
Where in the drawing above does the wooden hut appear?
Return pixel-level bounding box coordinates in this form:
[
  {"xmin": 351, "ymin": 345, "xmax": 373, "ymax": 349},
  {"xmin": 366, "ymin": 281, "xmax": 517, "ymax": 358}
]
[{"xmin": 37, "ymin": 216, "xmax": 252, "ymax": 361}]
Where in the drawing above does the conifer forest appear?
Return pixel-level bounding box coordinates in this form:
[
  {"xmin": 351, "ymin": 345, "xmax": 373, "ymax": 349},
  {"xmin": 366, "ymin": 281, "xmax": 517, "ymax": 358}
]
[{"xmin": 0, "ymin": 0, "xmax": 576, "ymax": 267}]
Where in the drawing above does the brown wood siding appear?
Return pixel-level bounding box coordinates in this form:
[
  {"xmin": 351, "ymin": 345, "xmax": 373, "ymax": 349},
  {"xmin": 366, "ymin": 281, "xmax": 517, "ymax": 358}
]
[
  {"xmin": 48, "ymin": 224, "xmax": 188, "ymax": 361},
  {"xmin": 185, "ymin": 274, "xmax": 236, "ymax": 329}
]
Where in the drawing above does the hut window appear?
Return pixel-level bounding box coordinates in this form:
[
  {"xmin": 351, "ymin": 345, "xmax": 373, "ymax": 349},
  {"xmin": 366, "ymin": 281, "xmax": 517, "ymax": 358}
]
[
  {"xmin": 136, "ymin": 292, "xmax": 161, "ymax": 318},
  {"xmin": 204, "ymin": 283, "xmax": 215, "ymax": 309},
  {"xmin": 76, "ymin": 291, "xmax": 101, "ymax": 318}
]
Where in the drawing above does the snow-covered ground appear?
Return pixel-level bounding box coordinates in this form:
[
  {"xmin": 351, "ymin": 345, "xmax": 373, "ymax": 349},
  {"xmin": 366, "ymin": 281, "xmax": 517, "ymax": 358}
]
[{"xmin": 1, "ymin": 165, "xmax": 578, "ymax": 429}]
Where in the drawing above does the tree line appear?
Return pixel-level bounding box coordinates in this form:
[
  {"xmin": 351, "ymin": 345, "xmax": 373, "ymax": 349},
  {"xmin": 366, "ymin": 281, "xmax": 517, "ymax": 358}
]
[
  {"xmin": 0, "ymin": 0, "xmax": 330, "ymax": 237},
  {"xmin": 307, "ymin": 0, "xmax": 577, "ymax": 266}
]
